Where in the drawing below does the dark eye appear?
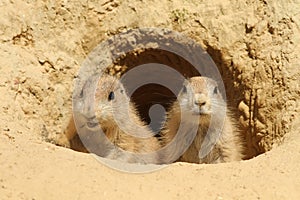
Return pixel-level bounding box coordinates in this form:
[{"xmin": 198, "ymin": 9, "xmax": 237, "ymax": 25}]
[
  {"xmin": 213, "ymin": 86, "xmax": 218, "ymax": 94},
  {"xmin": 108, "ymin": 91, "xmax": 115, "ymax": 101}
]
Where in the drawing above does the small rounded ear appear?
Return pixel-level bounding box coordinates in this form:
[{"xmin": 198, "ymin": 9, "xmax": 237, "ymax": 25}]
[
  {"xmin": 181, "ymin": 79, "xmax": 190, "ymax": 93},
  {"xmin": 182, "ymin": 84, "xmax": 187, "ymax": 93},
  {"xmin": 116, "ymin": 84, "xmax": 131, "ymax": 101},
  {"xmin": 213, "ymin": 86, "xmax": 219, "ymax": 94},
  {"xmin": 118, "ymin": 84, "xmax": 128, "ymax": 96}
]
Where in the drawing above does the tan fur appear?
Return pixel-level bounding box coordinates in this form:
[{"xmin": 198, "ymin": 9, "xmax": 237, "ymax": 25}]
[
  {"xmin": 65, "ymin": 75, "xmax": 161, "ymax": 163},
  {"xmin": 160, "ymin": 76, "xmax": 243, "ymax": 164}
]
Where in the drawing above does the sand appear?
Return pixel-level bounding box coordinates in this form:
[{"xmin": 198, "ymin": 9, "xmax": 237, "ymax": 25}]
[{"xmin": 0, "ymin": 0, "xmax": 299, "ymax": 199}]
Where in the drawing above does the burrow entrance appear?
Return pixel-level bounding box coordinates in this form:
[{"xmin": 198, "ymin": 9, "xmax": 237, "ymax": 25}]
[
  {"xmin": 110, "ymin": 49, "xmax": 252, "ymax": 158},
  {"xmin": 68, "ymin": 28, "xmax": 274, "ymax": 160},
  {"xmin": 69, "ymin": 48, "xmax": 257, "ymax": 160}
]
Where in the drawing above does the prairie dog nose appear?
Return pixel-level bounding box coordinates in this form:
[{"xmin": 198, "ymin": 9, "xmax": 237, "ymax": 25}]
[{"xmin": 194, "ymin": 93, "xmax": 208, "ymax": 107}]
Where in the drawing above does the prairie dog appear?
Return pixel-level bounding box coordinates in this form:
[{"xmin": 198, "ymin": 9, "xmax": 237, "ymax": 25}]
[
  {"xmin": 65, "ymin": 75, "xmax": 161, "ymax": 164},
  {"xmin": 160, "ymin": 76, "xmax": 243, "ymax": 164}
]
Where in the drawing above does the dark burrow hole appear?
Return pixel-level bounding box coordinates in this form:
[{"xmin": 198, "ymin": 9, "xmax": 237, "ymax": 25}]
[
  {"xmin": 112, "ymin": 49, "xmax": 201, "ymax": 133},
  {"xmin": 69, "ymin": 48, "xmax": 257, "ymax": 160}
]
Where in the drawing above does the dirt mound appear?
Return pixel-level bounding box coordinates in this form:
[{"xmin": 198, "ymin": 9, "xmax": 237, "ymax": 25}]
[{"xmin": 0, "ymin": 0, "xmax": 299, "ymax": 199}]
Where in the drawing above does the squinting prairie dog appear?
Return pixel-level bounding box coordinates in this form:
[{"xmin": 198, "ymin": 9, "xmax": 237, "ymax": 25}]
[
  {"xmin": 65, "ymin": 75, "xmax": 162, "ymax": 164},
  {"xmin": 160, "ymin": 76, "xmax": 243, "ymax": 164}
]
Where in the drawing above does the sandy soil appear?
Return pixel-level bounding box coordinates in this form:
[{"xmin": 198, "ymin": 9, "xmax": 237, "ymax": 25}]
[
  {"xmin": 0, "ymin": 0, "xmax": 300, "ymax": 199},
  {"xmin": 0, "ymin": 120, "xmax": 299, "ymax": 199}
]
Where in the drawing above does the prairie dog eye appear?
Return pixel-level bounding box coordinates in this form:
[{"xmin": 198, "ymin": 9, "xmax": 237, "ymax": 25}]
[
  {"xmin": 213, "ymin": 86, "xmax": 218, "ymax": 94},
  {"xmin": 108, "ymin": 91, "xmax": 115, "ymax": 101}
]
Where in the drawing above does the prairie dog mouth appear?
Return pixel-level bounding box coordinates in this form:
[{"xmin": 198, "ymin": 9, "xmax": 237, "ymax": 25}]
[
  {"xmin": 192, "ymin": 110, "xmax": 211, "ymax": 116},
  {"xmin": 189, "ymin": 104, "xmax": 211, "ymax": 115}
]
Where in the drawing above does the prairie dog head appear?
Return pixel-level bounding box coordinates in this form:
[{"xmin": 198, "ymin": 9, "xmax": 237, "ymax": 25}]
[
  {"xmin": 94, "ymin": 75, "xmax": 130, "ymax": 123},
  {"xmin": 178, "ymin": 76, "xmax": 225, "ymax": 116},
  {"xmin": 94, "ymin": 75, "xmax": 154, "ymax": 139}
]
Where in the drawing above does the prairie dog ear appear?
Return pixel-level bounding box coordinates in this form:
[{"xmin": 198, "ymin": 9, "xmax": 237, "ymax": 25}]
[
  {"xmin": 116, "ymin": 82, "xmax": 131, "ymax": 101},
  {"xmin": 118, "ymin": 83, "xmax": 127, "ymax": 94},
  {"xmin": 183, "ymin": 78, "xmax": 190, "ymax": 86},
  {"xmin": 181, "ymin": 78, "xmax": 194, "ymax": 94},
  {"xmin": 181, "ymin": 83, "xmax": 188, "ymax": 93},
  {"xmin": 182, "ymin": 78, "xmax": 190, "ymax": 90},
  {"xmin": 213, "ymin": 85, "xmax": 219, "ymax": 94}
]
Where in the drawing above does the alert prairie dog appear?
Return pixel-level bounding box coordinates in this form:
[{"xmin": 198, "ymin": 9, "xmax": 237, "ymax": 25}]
[
  {"xmin": 65, "ymin": 75, "xmax": 161, "ymax": 164},
  {"xmin": 160, "ymin": 76, "xmax": 243, "ymax": 164}
]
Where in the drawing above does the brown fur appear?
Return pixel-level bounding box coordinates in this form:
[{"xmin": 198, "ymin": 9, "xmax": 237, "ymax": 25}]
[
  {"xmin": 160, "ymin": 76, "xmax": 243, "ymax": 164},
  {"xmin": 65, "ymin": 75, "xmax": 161, "ymax": 163}
]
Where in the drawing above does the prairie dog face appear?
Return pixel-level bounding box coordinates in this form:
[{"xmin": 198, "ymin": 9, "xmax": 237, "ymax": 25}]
[
  {"xmin": 94, "ymin": 75, "xmax": 130, "ymax": 123},
  {"xmin": 178, "ymin": 76, "xmax": 224, "ymax": 116}
]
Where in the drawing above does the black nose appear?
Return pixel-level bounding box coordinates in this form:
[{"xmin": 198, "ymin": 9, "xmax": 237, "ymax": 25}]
[{"xmin": 194, "ymin": 100, "xmax": 206, "ymax": 107}]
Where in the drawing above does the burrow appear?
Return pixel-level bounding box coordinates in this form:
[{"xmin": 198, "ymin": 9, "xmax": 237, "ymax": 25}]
[{"xmin": 68, "ymin": 28, "xmax": 283, "ymax": 160}]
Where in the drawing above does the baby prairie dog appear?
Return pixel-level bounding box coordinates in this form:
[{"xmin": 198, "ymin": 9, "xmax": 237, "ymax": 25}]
[
  {"xmin": 65, "ymin": 75, "xmax": 161, "ymax": 164},
  {"xmin": 160, "ymin": 76, "xmax": 243, "ymax": 164}
]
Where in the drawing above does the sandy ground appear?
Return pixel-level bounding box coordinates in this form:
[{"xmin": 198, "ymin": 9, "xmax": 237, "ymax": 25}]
[
  {"xmin": 0, "ymin": 120, "xmax": 299, "ymax": 199},
  {"xmin": 1, "ymin": 0, "xmax": 300, "ymax": 199}
]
